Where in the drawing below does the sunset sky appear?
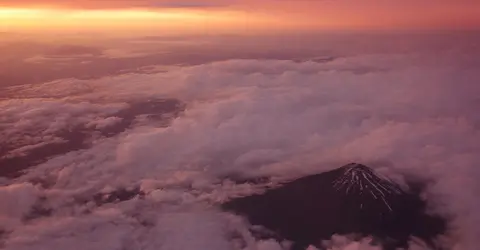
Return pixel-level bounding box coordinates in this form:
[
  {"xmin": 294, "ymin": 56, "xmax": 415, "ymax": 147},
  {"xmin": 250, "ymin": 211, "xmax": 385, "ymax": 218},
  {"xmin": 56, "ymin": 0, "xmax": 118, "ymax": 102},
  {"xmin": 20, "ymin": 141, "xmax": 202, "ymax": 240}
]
[
  {"xmin": 2, "ymin": 1, "xmax": 480, "ymax": 250},
  {"xmin": 1, "ymin": 0, "xmax": 480, "ymax": 35}
]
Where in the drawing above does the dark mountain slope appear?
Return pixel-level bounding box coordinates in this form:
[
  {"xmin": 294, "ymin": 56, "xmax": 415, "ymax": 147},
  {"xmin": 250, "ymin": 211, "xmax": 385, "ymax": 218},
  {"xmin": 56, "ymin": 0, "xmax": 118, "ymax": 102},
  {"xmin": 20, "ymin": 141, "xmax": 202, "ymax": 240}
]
[{"xmin": 221, "ymin": 163, "xmax": 446, "ymax": 250}]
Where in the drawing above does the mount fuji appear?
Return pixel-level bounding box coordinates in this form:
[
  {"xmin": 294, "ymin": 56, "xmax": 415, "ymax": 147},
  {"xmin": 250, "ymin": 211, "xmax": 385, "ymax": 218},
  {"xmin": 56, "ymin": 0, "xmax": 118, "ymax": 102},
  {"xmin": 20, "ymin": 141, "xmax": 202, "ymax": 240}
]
[{"xmin": 221, "ymin": 163, "xmax": 446, "ymax": 250}]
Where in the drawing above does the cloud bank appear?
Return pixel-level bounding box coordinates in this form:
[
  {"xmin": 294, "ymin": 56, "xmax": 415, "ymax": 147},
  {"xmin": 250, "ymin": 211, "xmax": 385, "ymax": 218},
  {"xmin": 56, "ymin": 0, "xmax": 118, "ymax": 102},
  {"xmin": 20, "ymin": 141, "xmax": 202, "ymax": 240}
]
[{"xmin": 1, "ymin": 49, "xmax": 479, "ymax": 250}]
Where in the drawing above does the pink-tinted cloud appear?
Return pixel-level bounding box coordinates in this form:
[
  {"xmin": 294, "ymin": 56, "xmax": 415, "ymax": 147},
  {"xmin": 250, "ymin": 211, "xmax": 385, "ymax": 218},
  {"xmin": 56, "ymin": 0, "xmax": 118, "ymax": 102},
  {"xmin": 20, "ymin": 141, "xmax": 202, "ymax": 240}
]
[{"xmin": 1, "ymin": 35, "xmax": 480, "ymax": 250}]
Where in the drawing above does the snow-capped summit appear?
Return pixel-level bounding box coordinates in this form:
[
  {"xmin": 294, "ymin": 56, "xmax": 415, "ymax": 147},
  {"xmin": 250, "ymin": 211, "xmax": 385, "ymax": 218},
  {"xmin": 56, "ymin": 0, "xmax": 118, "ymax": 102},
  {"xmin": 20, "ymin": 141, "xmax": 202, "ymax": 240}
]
[
  {"xmin": 221, "ymin": 163, "xmax": 446, "ymax": 250},
  {"xmin": 333, "ymin": 163, "xmax": 404, "ymax": 212}
]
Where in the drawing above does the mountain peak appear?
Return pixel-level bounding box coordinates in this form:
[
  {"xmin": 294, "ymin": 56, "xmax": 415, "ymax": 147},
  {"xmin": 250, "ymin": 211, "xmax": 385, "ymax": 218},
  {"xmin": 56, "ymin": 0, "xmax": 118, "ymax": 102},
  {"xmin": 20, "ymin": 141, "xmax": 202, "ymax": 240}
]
[
  {"xmin": 333, "ymin": 163, "xmax": 404, "ymax": 212},
  {"xmin": 343, "ymin": 162, "xmax": 376, "ymax": 173},
  {"xmin": 221, "ymin": 163, "xmax": 446, "ymax": 250}
]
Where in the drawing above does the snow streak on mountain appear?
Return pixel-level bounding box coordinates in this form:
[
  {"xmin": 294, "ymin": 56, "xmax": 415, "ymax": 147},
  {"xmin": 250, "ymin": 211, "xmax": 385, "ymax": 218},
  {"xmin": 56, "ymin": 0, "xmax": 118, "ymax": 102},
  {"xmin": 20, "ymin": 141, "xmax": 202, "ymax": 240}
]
[{"xmin": 333, "ymin": 163, "xmax": 404, "ymax": 212}]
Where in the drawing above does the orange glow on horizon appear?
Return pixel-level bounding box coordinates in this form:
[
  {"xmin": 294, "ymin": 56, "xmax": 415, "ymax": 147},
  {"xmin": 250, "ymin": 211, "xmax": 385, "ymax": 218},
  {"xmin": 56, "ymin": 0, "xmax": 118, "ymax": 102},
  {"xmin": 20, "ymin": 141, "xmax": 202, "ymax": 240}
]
[
  {"xmin": 0, "ymin": 7, "xmax": 285, "ymax": 35},
  {"xmin": 1, "ymin": 2, "xmax": 479, "ymax": 36}
]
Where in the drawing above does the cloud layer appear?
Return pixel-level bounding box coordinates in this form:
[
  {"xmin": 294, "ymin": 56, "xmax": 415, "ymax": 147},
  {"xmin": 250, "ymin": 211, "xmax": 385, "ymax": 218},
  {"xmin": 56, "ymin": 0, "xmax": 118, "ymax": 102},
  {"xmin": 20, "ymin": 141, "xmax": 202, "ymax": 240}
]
[{"xmin": 1, "ymin": 48, "xmax": 480, "ymax": 250}]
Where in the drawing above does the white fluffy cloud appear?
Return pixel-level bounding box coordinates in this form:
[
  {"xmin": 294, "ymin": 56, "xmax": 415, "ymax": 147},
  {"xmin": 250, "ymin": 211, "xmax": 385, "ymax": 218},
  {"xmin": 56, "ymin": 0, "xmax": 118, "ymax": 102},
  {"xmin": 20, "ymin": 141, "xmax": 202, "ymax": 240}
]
[
  {"xmin": 85, "ymin": 116, "xmax": 123, "ymax": 129},
  {"xmin": 1, "ymin": 49, "xmax": 480, "ymax": 250},
  {"xmin": 0, "ymin": 183, "xmax": 39, "ymax": 230},
  {"xmin": 0, "ymin": 99, "xmax": 126, "ymax": 156}
]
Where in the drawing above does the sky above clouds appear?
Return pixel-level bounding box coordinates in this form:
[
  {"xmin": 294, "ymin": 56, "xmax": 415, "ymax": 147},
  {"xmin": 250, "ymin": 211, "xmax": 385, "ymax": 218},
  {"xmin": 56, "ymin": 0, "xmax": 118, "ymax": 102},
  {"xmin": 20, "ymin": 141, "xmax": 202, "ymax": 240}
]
[
  {"xmin": 1, "ymin": 0, "xmax": 480, "ymax": 34},
  {"xmin": 0, "ymin": 0, "xmax": 232, "ymax": 8},
  {"xmin": 1, "ymin": 1, "xmax": 480, "ymax": 249}
]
